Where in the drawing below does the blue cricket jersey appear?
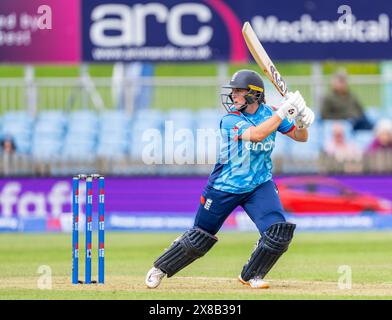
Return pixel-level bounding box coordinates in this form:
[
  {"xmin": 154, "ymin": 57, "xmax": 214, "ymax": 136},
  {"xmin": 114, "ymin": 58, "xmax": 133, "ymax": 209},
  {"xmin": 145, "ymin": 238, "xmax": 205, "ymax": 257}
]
[{"xmin": 207, "ymin": 103, "xmax": 294, "ymax": 194}]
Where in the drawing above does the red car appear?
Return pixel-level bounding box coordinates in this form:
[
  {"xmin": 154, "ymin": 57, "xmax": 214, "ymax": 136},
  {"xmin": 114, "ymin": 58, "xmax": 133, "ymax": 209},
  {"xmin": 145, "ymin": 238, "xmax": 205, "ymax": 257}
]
[{"xmin": 276, "ymin": 176, "xmax": 392, "ymax": 215}]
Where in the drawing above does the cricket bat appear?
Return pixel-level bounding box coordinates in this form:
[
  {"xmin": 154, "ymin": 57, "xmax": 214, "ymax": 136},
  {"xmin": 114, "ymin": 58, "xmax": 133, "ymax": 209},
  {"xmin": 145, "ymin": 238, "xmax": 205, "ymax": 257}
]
[{"xmin": 242, "ymin": 21, "xmax": 288, "ymax": 97}]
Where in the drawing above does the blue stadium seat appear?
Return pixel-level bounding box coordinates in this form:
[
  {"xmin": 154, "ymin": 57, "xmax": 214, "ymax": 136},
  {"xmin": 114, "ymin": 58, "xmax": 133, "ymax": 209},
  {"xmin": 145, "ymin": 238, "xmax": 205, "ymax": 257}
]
[
  {"xmin": 130, "ymin": 119, "xmax": 162, "ymax": 150},
  {"xmin": 62, "ymin": 141, "xmax": 96, "ymax": 160},
  {"xmin": 196, "ymin": 108, "xmax": 224, "ymax": 122},
  {"xmin": 98, "ymin": 111, "xmax": 130, "ymax": 136},
  {"xmin": 2, "ymin": 113, "xmax": 33, "ymax": 135},
  {"xmin": 161, "ymin": 110, "xmax": 196, "ymax": 163},
  {"xmin": 68, "ymin": 110, "xmax": 98, "ymax": 123},
  {"xmin": 272, "ymin": 132, "xmax": 289, "ymax": 158},
  {"xmin": 129, "ymin": 142, "xmax": 148, "ymax": 161},
  {"xmin": 195, "ymin": 129, "xmax": 220, "ymax": 164},
  {"xmin": 32, "ymin": 139, "xmax": 63, "ymax": 160},
  {"xmin": 1, "ymin": 111, "xmax": 34, "ymax": 153},
  {"xmin": 13, "ymin": 137, "xmax": 31, "ymax": 154},
  {"xmin": 33, "ymin": 111, "xmax": 66, "ymax": 145},
  {"xmin": 2, "ymin": 111, "xmax": 34, "ymax": 123},
  {"xmin": 132, "ymin": 120, "xmax": 162, "ymax": 132},
  {"xmin": 133, "ymin": 109, "xmax": 162, "ymax": 123},
  {"xmin": 354, "ymin": 130, "xmax": 374, "ymax": 151},
  {"xmin": 99, "ymin": 131, "xmax": 128, "ymax": 144},
  {"xmin": 62, "ymin": 111, "xmax": 99, "ymax": 160},
  {"xmin": 34, "ymin": 121, "xmax": 64, "ymax": 139},
  {"xmin": 306, "ymin": 121, "xmax": 323, "ymax": 151},
  {"xmin": 166, "ymin": 109, "xmax": 194, "ymax": 131},
  {"xmin": 132, "ymin": 109, "xmax": 163, "ymax": 137},
  {"xmin": 272, "ymin": 122, "xmax": 322, "ymax": 173},
  {"xmin": 97, "ymin": 142, "xmax": 128, "ymax": 159},
  {"xmin": 195, "ymin": 108, "xmax": 222, "ymax": 131},
  {"xmin": 64, "ymin": 134, "xmax": 96, "ymax": 147},
  {"xmin": 365, "ymin": 107, "xmax": 381, "ymax": 124},
  {"xmin": 99, "ymin": 110, "xmax": 131, "ymax": 130},
  {"xmin": 37, "ymin": 110, "xmax": 67, "ymax": 124},
  {"xmin": 96, "ymin": 110, "xmax": 131, "ymax": 158},
  {"xmin": 67, "ymin": 110, "xmax": 98, "ymax": 136}
]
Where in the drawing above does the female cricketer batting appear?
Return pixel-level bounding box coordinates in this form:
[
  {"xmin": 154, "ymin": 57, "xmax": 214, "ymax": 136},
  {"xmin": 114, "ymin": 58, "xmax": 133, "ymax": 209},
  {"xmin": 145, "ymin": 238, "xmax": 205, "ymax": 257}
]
[{"xmin": 146, "ymin": 70, "xmax": 315, "ymax": 289}]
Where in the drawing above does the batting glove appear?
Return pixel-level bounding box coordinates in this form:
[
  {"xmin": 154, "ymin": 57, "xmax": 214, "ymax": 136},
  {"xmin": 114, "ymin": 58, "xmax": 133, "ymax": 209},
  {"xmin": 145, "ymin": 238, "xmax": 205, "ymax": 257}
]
[
  {"xmin": 276, "ymin": 91, "xmax": 306, "ymax": 120},
  {"xmin": 296, "ymin": 107, "xmax": 315, "ymax": 129}
]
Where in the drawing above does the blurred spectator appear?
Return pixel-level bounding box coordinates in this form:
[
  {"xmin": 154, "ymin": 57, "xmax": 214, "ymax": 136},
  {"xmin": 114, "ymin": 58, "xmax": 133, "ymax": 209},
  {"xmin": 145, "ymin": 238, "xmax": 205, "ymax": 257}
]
[
  {"xmin": 1, "ymin": 135, "xmax": 17, "ymax": 176},
  {"xmin": 321, "ymin": 69, "xmax": 373, "ymax": 131},
  {"xmin": 324, "ymin": 122, "xmax": 362, "ymax": 162},
  {"xmin": 0, "ymin": 135, "xmax": 16, "ymax": 154},
  {"xmin": 366, "ymin": 119, "xmax": 392, "ymax": 153}
]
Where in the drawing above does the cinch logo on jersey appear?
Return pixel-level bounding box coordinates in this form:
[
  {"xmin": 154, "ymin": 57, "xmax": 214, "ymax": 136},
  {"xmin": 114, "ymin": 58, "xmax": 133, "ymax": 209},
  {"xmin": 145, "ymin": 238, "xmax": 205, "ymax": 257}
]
[{"xmin": 245, "ymin": 140, "xmax": 275, "ymax": 151}]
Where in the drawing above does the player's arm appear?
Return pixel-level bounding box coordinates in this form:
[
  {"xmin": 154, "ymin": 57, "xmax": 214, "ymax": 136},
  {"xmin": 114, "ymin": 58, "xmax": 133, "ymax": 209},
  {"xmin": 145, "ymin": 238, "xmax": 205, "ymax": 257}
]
[
  {"xmin": 241, "ymin": 91, "xmax": 306, "ymax": 142},
  {"xmin": 241, "ymin": 114, "xmax": 283, "ymax": 142},
  {"xmin": 285, "ymin": 127, "xmax": 308, "ymax": 142}
]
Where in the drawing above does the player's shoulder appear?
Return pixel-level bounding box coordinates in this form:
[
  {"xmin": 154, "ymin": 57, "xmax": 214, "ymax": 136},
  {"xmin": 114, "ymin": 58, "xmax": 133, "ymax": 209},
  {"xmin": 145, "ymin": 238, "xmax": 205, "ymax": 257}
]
[
  {"xmin": 222, "ymin": 111, "xmax": 242, "ymax": 118},
  {"xmin": 220, "ymin": 111, "xmax": 250, "ymax": 129},
  {"xmin": 221, "ymin": 111, "xmax": 243, "ymax": 122}
]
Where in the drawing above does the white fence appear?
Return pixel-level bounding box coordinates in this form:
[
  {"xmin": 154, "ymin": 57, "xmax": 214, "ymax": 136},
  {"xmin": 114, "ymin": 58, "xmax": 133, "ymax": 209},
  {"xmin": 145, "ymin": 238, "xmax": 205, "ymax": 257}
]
[{"xmin": 0, "ymin": 74, "xmax": 391, "ymax": 114}]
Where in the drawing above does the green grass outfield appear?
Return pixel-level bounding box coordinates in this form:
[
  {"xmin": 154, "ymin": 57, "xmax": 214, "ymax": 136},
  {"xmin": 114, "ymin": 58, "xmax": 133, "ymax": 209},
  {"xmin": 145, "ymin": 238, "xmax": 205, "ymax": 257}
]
[{"xmin": 1, "ymin": 231, "xmax": 392, "ymax": 300}]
